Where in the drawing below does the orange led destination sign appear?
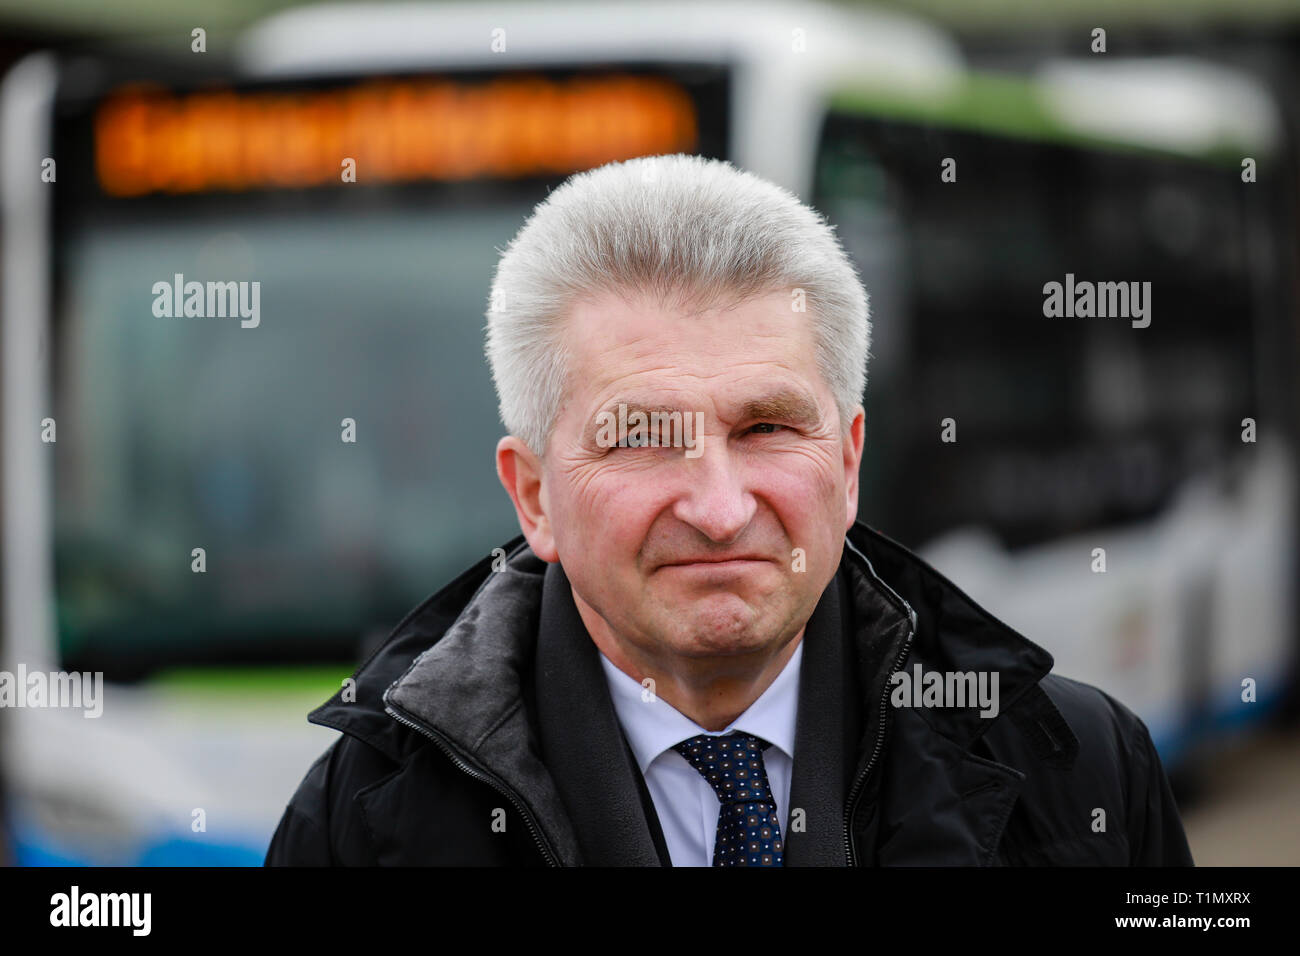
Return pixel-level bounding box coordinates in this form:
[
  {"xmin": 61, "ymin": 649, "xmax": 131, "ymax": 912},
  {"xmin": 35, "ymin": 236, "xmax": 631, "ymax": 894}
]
[{"xmin": 95, "ymin": 73, "xmax": 700, "ymax": 196}]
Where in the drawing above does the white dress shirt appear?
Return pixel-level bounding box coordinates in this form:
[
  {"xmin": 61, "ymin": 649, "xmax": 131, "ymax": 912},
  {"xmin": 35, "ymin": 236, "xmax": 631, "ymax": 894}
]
[{"xmin": 597, "ymin": 640, "xmax": 802, "ymax": 867}]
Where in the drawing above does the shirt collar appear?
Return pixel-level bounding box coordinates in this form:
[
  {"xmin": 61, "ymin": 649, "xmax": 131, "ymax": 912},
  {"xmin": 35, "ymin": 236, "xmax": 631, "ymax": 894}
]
[{"xmin": 599, "ymin": 638, "xmax": 803, "ymax": 775}]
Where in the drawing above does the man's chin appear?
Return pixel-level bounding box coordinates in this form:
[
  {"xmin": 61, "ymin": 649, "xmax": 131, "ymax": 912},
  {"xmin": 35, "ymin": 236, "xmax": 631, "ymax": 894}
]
[{"xmin": 658, "ymin": 615, "xmax": 788, "ymax": 659}]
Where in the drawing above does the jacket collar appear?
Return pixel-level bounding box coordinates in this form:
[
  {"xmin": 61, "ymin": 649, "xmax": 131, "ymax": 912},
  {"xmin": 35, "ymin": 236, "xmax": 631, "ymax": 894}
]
[
  {"xmin": 840, "ymin": 529, "xmax": 1077, "ymax": 865},
  {"xmin": 309, "ymin": 521, "xmax": 1075, "ymax": 865},
  {"xmin": 531, "ymin": 558, "xmax": 663, "ymax": 865}
]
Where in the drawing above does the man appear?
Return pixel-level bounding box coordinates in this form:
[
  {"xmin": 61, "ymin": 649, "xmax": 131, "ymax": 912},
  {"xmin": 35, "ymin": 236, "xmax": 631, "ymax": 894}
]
[{"xmin": 266, "ymin": 154, "xmax": 1193, "ymax": 866}]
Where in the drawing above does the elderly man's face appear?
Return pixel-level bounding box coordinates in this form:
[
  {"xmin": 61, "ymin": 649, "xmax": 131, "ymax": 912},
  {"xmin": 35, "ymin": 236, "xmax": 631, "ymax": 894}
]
[{"xmin": 498, "ymin": 287, "xmax": 864, "ymax": 669}]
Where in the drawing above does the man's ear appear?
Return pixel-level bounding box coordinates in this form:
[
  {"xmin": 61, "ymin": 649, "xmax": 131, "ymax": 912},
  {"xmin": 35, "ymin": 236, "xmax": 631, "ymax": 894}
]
[
  {"xmin": 843, "ymin": 405, "xmax": 866, "ymax": 531},
  {"xmin": 496, "ymin": 435, "xmax": 559, "ymax": 562}
]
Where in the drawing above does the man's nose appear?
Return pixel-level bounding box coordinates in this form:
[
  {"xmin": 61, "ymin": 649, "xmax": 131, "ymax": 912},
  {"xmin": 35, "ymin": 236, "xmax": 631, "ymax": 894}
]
[{"xmin": 670, "ymin": 442, "xmax": 757, "ymax": 543}]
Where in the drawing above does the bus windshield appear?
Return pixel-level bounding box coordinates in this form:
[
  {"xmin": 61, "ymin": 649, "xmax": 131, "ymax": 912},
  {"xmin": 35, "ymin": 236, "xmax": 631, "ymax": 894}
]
[
  {"xmin": 50, "ymin": 64, "xmax": 729, "ymax": 677},
  {"xmin": 54, "ymin": 201, "xmax": 535, "ymax": 674}
]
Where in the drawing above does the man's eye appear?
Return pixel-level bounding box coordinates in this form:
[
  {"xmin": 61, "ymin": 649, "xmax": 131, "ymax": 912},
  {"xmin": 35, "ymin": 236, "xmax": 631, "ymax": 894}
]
[{"xmin": 748, "ymin": 423, "xmax": 784, "ymax": 435}]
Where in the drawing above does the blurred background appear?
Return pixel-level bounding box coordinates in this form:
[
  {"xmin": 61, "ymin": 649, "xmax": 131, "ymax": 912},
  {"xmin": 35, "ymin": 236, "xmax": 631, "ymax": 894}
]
[{"xmin": 0, "ymin": 0, "xmax": 1297, "ymax": 865}]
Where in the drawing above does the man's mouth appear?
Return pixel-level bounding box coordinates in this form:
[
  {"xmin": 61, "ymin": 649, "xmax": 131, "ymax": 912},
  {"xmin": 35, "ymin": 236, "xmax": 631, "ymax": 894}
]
[{"xmin": 659, "ymin": 556, "xmax": 769, "ymax": 570}]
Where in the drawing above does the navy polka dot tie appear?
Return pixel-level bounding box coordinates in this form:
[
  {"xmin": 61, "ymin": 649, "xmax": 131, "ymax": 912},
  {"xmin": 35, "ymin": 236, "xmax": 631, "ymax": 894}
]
[{"xmin": 672, "ymin": 731, "xmax": 784, "ymax": 867}]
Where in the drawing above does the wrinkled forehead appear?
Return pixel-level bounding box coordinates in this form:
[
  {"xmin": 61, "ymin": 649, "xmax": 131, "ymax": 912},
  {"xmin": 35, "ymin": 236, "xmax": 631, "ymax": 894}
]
[
  {"xmin": 552, "ymin": 287, "xmax": 835, "ymax": 438},
  {"xmin": 559, "ymin": 285, "xmax": 820, "ymax": 383}
]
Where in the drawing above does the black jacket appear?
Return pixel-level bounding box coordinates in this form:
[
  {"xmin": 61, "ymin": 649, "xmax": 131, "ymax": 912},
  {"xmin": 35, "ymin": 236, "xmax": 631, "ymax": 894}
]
[{"xmin": 265, "ymin": 521, "xmax": 1194, "ymax": 866}]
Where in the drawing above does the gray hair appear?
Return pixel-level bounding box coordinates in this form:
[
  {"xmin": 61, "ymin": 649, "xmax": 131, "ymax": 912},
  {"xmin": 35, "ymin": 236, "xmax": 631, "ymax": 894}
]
[{"xmin": 484, "ymin": 153, "xmax": 869, "ymax": 456}]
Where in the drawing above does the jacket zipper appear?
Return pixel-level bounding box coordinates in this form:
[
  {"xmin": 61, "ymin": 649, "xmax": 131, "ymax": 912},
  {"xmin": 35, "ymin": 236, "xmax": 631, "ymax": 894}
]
[
  {"xmin": 384, "ymin": 700, "xmax": 562, "ymax": 867},
  {"xmin": 841, "ymin": 622, "xmax": 914, "ymax": 866},
  {"xmin": 841, "ymin": 539, "xmax": 918, "ymax": 866}
]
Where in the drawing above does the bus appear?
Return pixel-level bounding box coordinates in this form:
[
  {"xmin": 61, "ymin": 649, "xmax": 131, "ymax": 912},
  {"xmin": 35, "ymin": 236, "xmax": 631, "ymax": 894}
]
[
  {"xmin": 812, "ymin": 56, "xmax": 1297, "ymax": 774},
  {"xmin": 2, "ymin": 0, "xmax": 1293, "ymax": 864}
]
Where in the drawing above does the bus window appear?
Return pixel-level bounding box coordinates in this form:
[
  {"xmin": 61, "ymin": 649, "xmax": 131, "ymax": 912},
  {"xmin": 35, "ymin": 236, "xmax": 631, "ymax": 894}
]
[{"xmin": 814, "ymin": 111, "xmax": 1263, "ymax": 553}]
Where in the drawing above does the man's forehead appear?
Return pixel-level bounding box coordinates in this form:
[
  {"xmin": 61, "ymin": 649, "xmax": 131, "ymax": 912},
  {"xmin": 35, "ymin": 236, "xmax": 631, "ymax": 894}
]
[
  {"xmin": 564, "ymin": 285, "xmax": 805, "ymax": 344},
  {"xmin": 559, "ymin": 287, "xmax": 828, "ymax": 421}
]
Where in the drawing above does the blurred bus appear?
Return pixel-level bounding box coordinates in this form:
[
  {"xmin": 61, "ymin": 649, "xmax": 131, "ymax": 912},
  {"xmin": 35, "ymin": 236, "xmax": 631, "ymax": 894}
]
[
  {"xmin": 815, "ymin": 56, "xmax": 1297, "ymax": 772},
  {"xmin": 0, "ymin": 1, "xmax": 963, "ymax": 864}
]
